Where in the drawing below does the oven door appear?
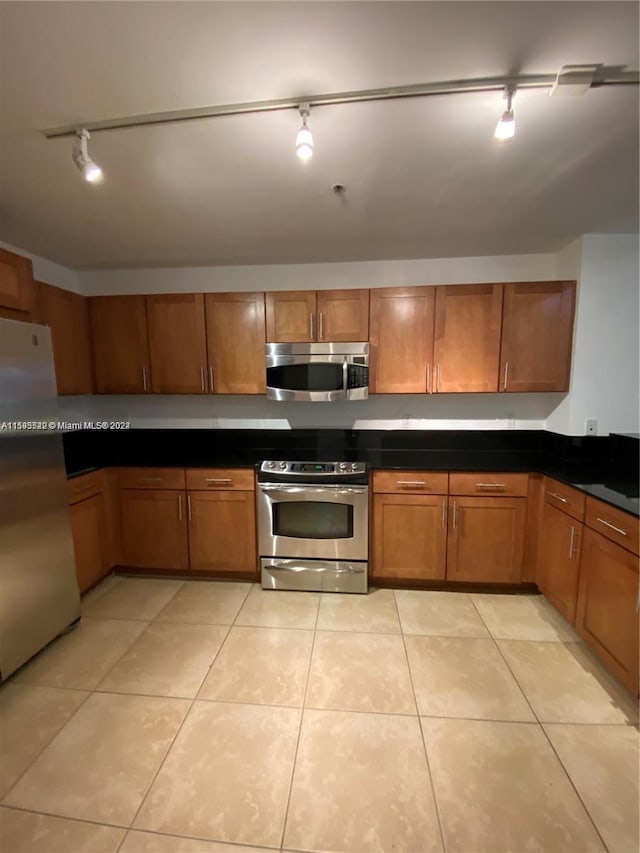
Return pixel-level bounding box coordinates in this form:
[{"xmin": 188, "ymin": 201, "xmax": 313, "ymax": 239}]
[
  {"xmin": 265, "ymin": 355, "xmax": 368, "ymax": 402},
  {"xmin": 257, "ymin": 483, "xmax": 368, "ymax": 561}
]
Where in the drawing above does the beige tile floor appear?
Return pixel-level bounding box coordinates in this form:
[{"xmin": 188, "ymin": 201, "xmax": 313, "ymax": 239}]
[{"xmin": 0, "ymin": 577, "xmax": 638, "ymax": 853}]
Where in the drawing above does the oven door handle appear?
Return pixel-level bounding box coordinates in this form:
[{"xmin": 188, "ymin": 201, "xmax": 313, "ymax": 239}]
[{"xmin": 258, "ymin": 484, "xmax": 368, "ymax": 495}]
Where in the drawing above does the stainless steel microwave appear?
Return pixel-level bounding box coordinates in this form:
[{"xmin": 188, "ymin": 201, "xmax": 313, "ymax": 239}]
[{"xmin": 265, "ymin": 342, "xmax": 369, "ymax": 401}]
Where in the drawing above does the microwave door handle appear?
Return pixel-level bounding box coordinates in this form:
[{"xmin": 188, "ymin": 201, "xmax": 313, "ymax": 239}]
[{"xmin": 342, "ymin": 356, "xmax": 348, "ymax": 398}]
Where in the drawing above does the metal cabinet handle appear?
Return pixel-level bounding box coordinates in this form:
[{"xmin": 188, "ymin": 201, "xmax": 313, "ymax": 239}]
[
  {"xmin": 452, "ymin": 500, "xmax": 457, "ymax": 529},
  {"xmin": 436, "ymin": 364, "xmax": 441, "ymax": 392},
  {"xmin": 596, "ymin": 517, "xmax": 628, "ymax": 536},
  {"xmin": 568, "ymin": 525, "xmax": 575, "ymax": 558},
  {"xmin": 426, "ymin": 363, "xmax": 431, "ymax": 393},
  {"xmin": 503, "ymin": 362, "xmax": 509, "ymax": 390},
  {"xmin": 547, "ymin": 491, "xmax": 569, "ymax": 504},
  {"xmin": 397, "ymin": 480, "xmax": 427, "ymax": 487},
  {"xmin": 319, "ymin": 312, "xmax": 324, "ymax": 340},
  {"xmin": 441, "ymin": 500, "xmax": 447, "ymax": 529},
  {"xmin": 205, "ymin": 478, "xmax": 232, "ymax": 484},
  {"xmin": 187, "ymin": 494, "xmax": 192, "ymax": 521},
  {"xmin": 309, "ymin": 312, "xmax": 314, "ymax": 339},
  {"xmin": 138, "ymin": 477, "xmax": 162, "ymax": 483},
  {"xmin": 200, "ymin": 366, "xmax": 205, "ymax": 392},
  {"xmin": 209, "ymin": 365, "xmax": 214, "ymax": 392},
  {"xmin": 142, "ymin": 367, "xmax": 147, "ymax": 392},
  {"xmin": 476, "ymin": 483, "xmax": 507, "ymax": 490},
  {"xmin": 177, "ymin": 494, "xmax": 182, "ymax": 521}
]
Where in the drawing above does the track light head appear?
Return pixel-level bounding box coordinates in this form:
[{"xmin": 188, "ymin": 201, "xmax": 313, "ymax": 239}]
[
  {"xmin": 72, "ymin": 129, "xmax": 103, "ymax": 182},
  {"xmin": 295, "ymin": 103, "xmax": 313, "ymax": 161},
  {"xmin": 494, "ymin": 87, "xmax": 516, "ymax": 142}
]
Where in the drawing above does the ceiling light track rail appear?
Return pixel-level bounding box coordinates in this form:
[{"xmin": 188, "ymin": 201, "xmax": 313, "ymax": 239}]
[{"xmin": 43, "ymin": 69, "xmax": 639, "ymax": 138}]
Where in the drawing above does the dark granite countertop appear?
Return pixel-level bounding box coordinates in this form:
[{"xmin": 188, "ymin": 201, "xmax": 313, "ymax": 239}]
[{"xmin": 63, "ymin": 428, "xmax": 639, "ymax": 517}]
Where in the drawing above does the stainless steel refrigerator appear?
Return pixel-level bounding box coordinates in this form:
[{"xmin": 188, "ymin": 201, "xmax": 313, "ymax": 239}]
[{"xmin": 0, "ymin": 318, "xmax": 80, "ymax": 680}]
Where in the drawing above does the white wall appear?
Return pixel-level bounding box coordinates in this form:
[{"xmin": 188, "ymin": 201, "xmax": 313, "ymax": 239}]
[
  {"xmin": 78, "ymin": 252, "xmax": 558, "ymax": 295},
  {"xmin": 0, "ymin": 241, "xmax": 82, "ymax": 293},
  {"xmin": 546, "ymin": 234, "xmax": 640, "ymax": 436}
]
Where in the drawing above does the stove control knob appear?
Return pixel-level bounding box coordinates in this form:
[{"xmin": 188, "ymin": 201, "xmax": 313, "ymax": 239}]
[
  {"xmin": 338, "ymin": 462, "xmax": 347, "ymax": 471},
  {"xmin": 278, "ymin": 461, "xmax": 287, "ymax": 470},
  {"xmin": 267, "ymin": 461, "xmax": 276, "ymax": 469},
  {"xmin": 350, "ymin": 463, "xmax": 359, "ymax": 471}
]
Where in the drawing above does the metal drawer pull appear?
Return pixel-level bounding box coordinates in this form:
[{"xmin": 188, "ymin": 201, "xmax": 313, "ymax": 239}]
[
  {"xmin": 596, "ymin": 517, "xmax": 628, "ymax": 536},
  {"xmin": 138, "ymin": 477, "xmax": 162, "ymax": 483},
  {"xmin": 177, "ymin": 494, "xmax": 182, "ymax": 521},
  {"xmin": 547, "ymin": 491, "xmax": 569, "ymax": 503},
  {"xmin": 476, "ymin": 483, "xmax": 506, "ymax": 489},
  {"xmin": 397, "ymin": 480, "xmax": 427, "ymax": 487},
  {"xmin": 206, "ymin": 478, "xmax": 232, "ymax": 484},
  {"xmin": 187, "ymin": 494, "xmax": 192, "ymax": 521}
]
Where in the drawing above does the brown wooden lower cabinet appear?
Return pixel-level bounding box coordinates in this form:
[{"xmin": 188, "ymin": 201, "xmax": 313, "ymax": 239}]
[
  {"xmin": 69, "ymin": 493, "xmax": 109, "ymax": 594},
  {"xmin": 120, "ymin": 489, "xmax": 189, "ymax": 570},
  {"xmin": 372, "ymin": 493, "xmax": 447, "ymax": 581},
  {"xmin": 537, "ymin": 502, "xmax": 583, "ymax": 624},
  {"xmin": 575, "ymin": 527, "xmax": 639, "ymax": 695},
  {"xmin": 188, "ymin": 490, "xmax": 257, "ymax": 575},
  {"xmin": 446, "ymin": 497, "xmax": 526, "ymax": 583}
]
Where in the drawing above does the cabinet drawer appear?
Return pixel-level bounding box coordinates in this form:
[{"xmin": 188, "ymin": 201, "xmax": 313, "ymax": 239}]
[
  {"xmin": 186, "ymin": 468, "xmax": 255, "ymax": 491},
  {"xmin": 117, "ymin": 467, "xmax": 186, "ymax": 490},
  {"xmin": 543, "ymin": 478, "xmax": 586, "ymax": 522},
  {"xmin": 372, "ymin": 471, "xmax": 448, "ymax": 494},
  {"xmin": 449, "ymin": 472, "xmax": 528, "ymax": 497},
  {"xmin": 67, "ymin": 470, "xmax": 104, "ymax": 504},
  {"xmin": 585, "ymin": 497, "xmax": 639, "ymax": 556}
]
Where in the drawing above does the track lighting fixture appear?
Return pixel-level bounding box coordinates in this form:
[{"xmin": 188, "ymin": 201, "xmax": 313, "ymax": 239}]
[
  {"xmin": 72, "ymin": 129, "xmax": 103, "ymax": 182},
  {"xmin": 295, "ymin": 104, "xmax": 313, "ymax": 161},
  {"xmin": 494, "ymin": 87, "xmax": 516, "ymax": 142}
]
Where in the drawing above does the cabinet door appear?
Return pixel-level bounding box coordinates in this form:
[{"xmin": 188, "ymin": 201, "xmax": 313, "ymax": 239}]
[
  {"xmin": 433, "ymin": 284, "xmax": 503, "ymax": 392},
  {"xmin": 369, "ymin": 286, "xmax": 435, "ymax": 393},
  {"xmin": 69, "ymin": 493, "xmax": 108, "ymax": 594},
  {"xmin": 90, "ymin": 296, "xmax": 150, "ymax": 394},
  {"xmin": 205, "ymin": 292, "xmax": 266, "ymax": 394},
  {"xmin": 538, "ymin": 503, "xmax": 582, "ymax": 623},
  {"xmin": 147, "ymin": 294, "xmax": 208, "ymax": 393},
  {"xmin": 120, "ymin": 489, "xmax": 189, "ymax": 570},
  {"xmin": 317, "ymin": 289, "xmax": 369, "ymax": 342},
  {"xmin": 575, "ymin": 528, "xmax": 639, "ymax": 694},
  {"xmin": 446, "ymin": 497, "xmax": 526, "ymax": 583},
  {"xmin": 188, "ymin": 490, "xmax": 257, "ymax": 575},
  {"xmin": 38, "ymin": 283, "xmax": 93, "ymax": 395},
  {"xmin": 0, "ymin": 249, "xmax": 34, "ymax": 313},
  {"xmin": 372, "ymin": 494, "xmax": 447, "ymax": 581},
  {"xmin": 265, "ymin": 291, "xmax": 317, "ymax": 342},
  {"xmin": 500, "ymin": 282, "xmax": 575, "ymax": 392}
]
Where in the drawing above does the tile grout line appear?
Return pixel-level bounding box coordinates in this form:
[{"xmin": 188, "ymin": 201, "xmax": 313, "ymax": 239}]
[
  {"xmin": 277, "ymin": 589, "xmax": 322, "ymax": 851},
  {"xmin": 392, "ymin": 590, "xmax": 448, "ymax": 853},
  {"xmin": 467, "ymin": 596, "xmax": 612, "ymax": 853},
  {"xmin": 0, "ymin": 802, "xmax": 130, "ymax": 834}
]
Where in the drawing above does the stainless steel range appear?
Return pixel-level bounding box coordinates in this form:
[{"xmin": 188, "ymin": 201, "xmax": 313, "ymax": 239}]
[{"xmin": 257, "ymin": 460, "xmax": 368, "ymax": 594}]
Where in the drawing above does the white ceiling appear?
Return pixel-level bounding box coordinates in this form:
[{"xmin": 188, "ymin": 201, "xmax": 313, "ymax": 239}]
[{"xmin": 0, "ymin": 1, "xmax": 638, "ymax": 270}]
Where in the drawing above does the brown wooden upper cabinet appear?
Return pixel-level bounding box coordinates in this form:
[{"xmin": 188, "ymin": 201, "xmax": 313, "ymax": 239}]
[
  {"xmin": 266, "ymin": 289, "xmax": 369, "ymax": 342},
  {"xmin": 369, "ymin": 286, "xmax": 435, "ymax": 393},
  {"xmin": 205, "ymin": 292, "xmax": 266, "ymax": 394},
  {"xmin": 147, "ymin": 294, "xmax": 208, "ymax": 394},
  {"xmin": 500, "ymin": 281, "xmax": 576, "ymax": 392},
  {"xmin": 0, "ymin": 249, "xmax": 36, "ymax": 319},
  {"xmin": 38, "ymin": 282, "xmax": 93, "ymax": 395},
  {"xmin": 90, "ymin": 295, "xmax": 150, "ymax": 394},
  {"xmin": 433, "ymin": 284, "xmax": 503, "ymax": 392}
]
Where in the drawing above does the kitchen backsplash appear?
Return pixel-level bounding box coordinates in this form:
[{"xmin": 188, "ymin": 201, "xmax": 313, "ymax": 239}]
[{"xmin": 57, "ymin": 392, "xmax": 565, "ymax": 432}]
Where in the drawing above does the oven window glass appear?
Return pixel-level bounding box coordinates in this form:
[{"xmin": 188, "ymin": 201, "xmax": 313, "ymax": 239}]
[
  {"xmin": 273, "ymin": 501, "xmax": 353, "ymax": 539},
  {"xmin": 267, "ymin": 364, "xmax": 343, "ymax": 392}
]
